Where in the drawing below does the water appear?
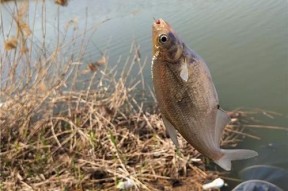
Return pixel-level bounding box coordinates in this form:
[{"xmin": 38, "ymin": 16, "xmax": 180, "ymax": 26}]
[
  {"xmin": 1, "ymin": 0, "xmax": 288, "ymax": 188},
  {"xmin": 3, "ymin": 0, "xmax": 286, "ymax": 114}
]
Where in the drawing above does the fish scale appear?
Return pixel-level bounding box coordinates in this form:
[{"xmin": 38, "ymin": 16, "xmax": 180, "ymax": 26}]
[
  {"xmin": 152, "ymin": 18, "xmax": 258, "ymax": 171},
  {"xmin": 153, "ymin": 58, "xmax": 222, "ymax": 160}
]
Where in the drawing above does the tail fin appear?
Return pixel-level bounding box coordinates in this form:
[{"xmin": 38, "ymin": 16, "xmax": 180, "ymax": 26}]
[{"xmin": 214, "ymin": 149, "xmax": 258, "ymax": 171}]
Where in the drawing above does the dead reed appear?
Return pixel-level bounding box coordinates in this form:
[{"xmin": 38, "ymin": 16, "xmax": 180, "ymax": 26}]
[{"xmin": 0, "ymin": 1, "xmax": 286, "ymax": 191}]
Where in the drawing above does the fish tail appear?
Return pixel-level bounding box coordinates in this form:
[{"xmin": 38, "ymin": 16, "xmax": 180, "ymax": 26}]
[{"xmin": 214, "ymin": 149, "xmax": 258, "ymax": 171}]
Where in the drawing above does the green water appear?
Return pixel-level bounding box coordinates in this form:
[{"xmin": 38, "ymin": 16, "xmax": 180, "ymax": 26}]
[
  {"xmin": 1, "ymin": 0, "xmax": 287, "ymax": 116},
  {"xmin": 1, "ymin": 0, "xmax": 288, "ymax": 188}
]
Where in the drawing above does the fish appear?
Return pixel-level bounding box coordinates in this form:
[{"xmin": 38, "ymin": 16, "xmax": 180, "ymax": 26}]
[{"xmin": 151, "ymin": 18, "xmax": 258, "ymax": 171}]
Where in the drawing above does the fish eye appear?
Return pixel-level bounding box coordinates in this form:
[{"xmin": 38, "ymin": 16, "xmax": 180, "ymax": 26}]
[{"xmin": 159, "ymin": 34, "xmax": 168, "ymax": 44}]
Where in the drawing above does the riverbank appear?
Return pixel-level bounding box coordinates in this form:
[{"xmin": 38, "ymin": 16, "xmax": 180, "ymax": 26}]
[{"xmin": 0, "ymin": 61, "xmax": 260, "ymax": 190}]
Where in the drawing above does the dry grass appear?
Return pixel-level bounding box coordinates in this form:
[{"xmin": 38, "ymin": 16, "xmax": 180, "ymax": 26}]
[{"xmin": 0, "ymin": 1, "xmax": 285, "ymax": 191}]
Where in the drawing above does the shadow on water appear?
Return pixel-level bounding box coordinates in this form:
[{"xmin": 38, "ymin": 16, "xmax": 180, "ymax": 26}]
[
  {"xmin": 229, "ymin": 143, "xmax": 288, "ymax": 191},
  {"xmin": 232, "ymin": 180, "xmax": 283, "ymax": 191},
  {"xmin": 247, "ymin": 143, "xmax": 288, "ymax": 169}
]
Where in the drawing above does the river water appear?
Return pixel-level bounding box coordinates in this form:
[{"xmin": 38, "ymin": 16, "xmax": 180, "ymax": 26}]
[{"xmin": 1, "ymin": 0, "xmax": 288, "ymax": 189}]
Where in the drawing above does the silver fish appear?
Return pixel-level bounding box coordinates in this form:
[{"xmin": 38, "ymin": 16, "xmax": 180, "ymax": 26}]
[{"xmin": 151, "ymin": 18, "xmax": 258, "ymax": 171}]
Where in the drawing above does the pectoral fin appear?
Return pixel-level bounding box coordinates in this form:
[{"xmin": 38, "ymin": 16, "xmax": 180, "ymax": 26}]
[
  {"xmin": 180, "ymin": 60, "xmax": 189, "ymax": 82},
  {"xmin": 162, "ymin": 116, "xmax": 179, "ymax": 148},
  {"xmin": 215, "ymin": 108, "xmax": 231, "ymax": 144}
]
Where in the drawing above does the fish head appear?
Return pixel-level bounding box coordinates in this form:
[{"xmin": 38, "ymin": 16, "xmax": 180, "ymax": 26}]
[{"xmin": 152, "ymin": 18, "xmax": 183, "ymax": 62}]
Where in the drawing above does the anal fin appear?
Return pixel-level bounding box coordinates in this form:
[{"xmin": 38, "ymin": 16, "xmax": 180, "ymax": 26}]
[{"xmin": 162, "ymin": 116, "xmax": 179, "ymax": 148}]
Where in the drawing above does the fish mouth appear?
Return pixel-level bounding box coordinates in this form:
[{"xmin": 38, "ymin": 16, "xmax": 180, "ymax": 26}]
[
  {"xmin": 153, "ymin": 18, "xmax": 163, "ymax": 27},
  {"xmin": 153, "ymin": 18, "xmax": 170, "ymax": 30}
]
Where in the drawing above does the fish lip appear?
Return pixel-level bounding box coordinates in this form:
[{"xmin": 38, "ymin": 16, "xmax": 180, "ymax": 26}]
[
  {"xmin": 153, "ymin": 18, "xmax": 164, "ymax": 26},
  {"xmin": 152, "ymin": 18, "xmax": 169, "ymax": 30}
]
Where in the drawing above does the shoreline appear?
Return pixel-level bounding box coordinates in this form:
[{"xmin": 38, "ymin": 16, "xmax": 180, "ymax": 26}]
[{"xmin": 0, "ymin": 68, "xmax": 262, "ymax": 190}]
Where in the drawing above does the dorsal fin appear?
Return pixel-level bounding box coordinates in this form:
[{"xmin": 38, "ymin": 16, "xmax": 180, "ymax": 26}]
[{"xmin": 215, "ymin": 108, "xmax": 230, "ymax": 144}]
